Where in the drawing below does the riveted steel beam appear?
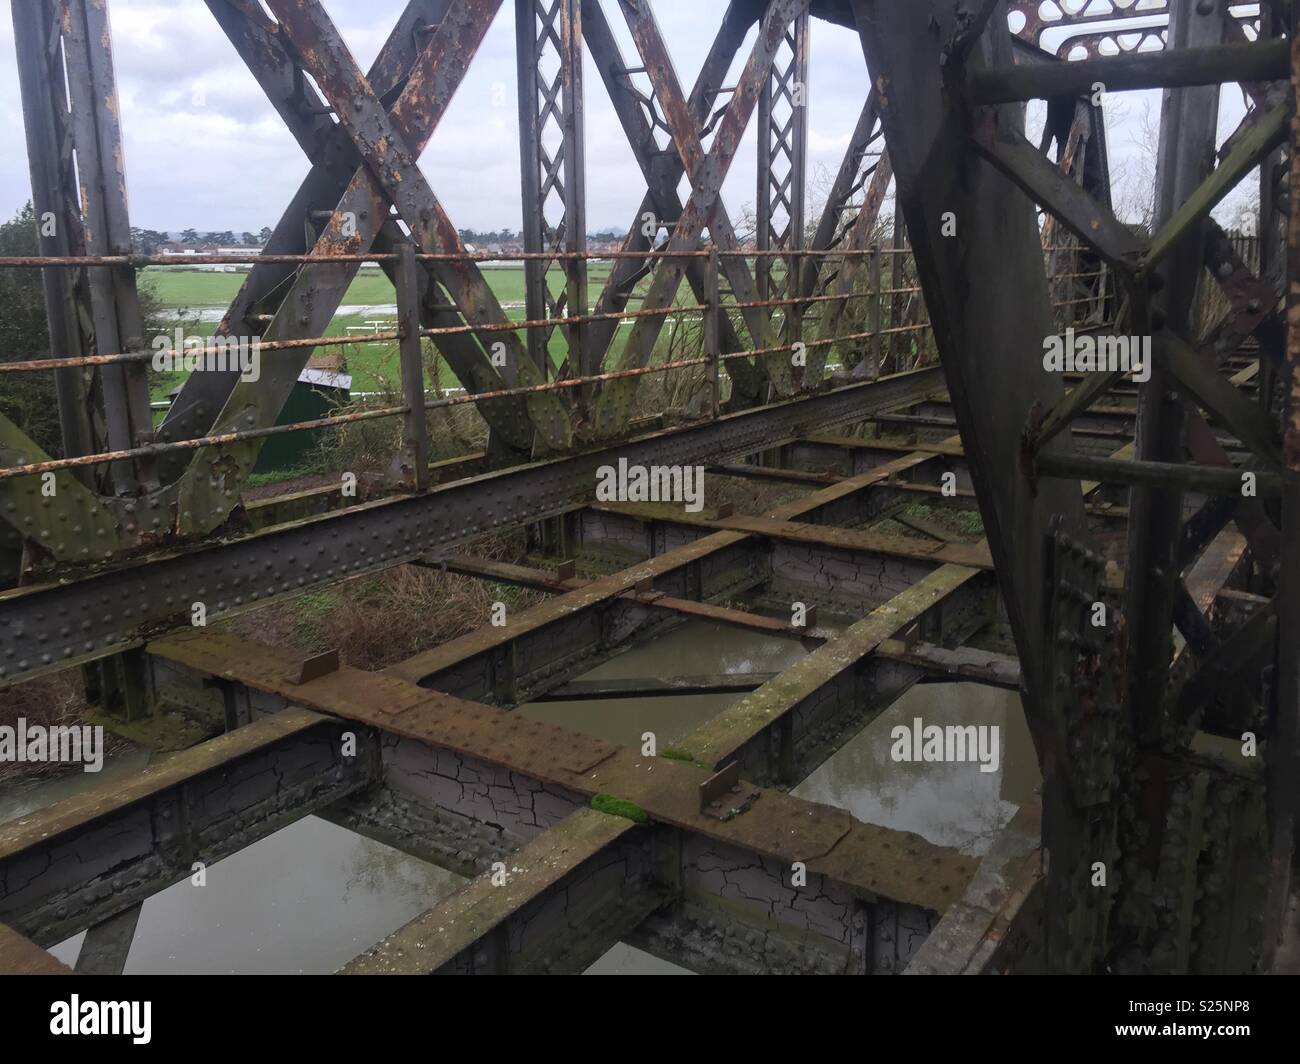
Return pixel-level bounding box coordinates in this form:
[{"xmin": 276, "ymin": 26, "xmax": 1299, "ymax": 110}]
[
  {"xmin": 0, "ymin": 366, "xmax": 940, "ymax": 688},
  {"xmin": 0, "ymin": 710, "xmax": 371, "ymax": 945}
]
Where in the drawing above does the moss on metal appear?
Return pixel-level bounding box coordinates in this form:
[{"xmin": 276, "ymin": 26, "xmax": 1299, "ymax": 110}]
[{"xmin": 590, "ymin": 793, "xmax": 650, "ymax": 824}]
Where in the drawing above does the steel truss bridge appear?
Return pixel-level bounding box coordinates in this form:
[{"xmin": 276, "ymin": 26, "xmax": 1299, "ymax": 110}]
[{"xmin": 0, "ymin": 0, "xmax": 1295, "ymax": 975}]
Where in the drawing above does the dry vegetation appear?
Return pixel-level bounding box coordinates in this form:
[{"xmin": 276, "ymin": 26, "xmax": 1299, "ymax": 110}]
[{"xmin": 224, "ymin": 534, "xmax": 545, "ymax": 672}]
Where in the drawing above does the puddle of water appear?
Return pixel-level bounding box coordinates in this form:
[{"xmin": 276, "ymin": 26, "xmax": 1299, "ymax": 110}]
[
  {"xmin": 586, "ymin": 943, "xmax": 691, "ymax": 975},
  {"xmin": 47, "ymin": 815, "xmax": 462, "ymax": 974},
  {"xmin": 0, "ymin": 748, "xmax": 152, "ymax": 824},
  {"xmin": 794, "ymin": 682, "xmax": 1040, "ymax": 857},
  {"xmin": 519, "ymin": 619, "xmax": 811, "ymax": 749},
  {"xmin": 10, "ymin": 618, "xmax": 1036, "ymax": 974}
]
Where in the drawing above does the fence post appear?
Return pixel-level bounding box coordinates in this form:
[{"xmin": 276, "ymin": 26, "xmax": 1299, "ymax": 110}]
[
  {"xmin": 395, "ymin": 242, "xmax": 430, "ymax": 491},
  {"xmin": 705, "ymin": 246, "xmax": 721, "ymax": 419}
]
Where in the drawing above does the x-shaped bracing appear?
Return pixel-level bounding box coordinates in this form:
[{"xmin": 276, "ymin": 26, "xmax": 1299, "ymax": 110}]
[
  {"xmin": 164, "ymin": 0, "xmax": 579, "ymax": 536},
  {"xmin": 592, "ymin": 0, "xmax": 812, "ymax": 437}
]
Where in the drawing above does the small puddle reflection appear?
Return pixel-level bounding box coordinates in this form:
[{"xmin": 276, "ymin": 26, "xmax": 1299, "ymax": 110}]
[
  {"xmin": 47, "ymin": 815, "xmax": 463, "ymax": 974},
  {"xmin": 794, "ymin": 682, "xmax": 1040, "ymax": 857},
  {"xmin": 519, "ymin": 619, "xmax": 810, "ymax": 748}
]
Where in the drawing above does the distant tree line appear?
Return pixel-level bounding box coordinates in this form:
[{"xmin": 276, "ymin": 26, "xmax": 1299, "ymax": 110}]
[
  {"xmin": 455, "ymin": 227, "xmax": 626, "ymax": 245},
  {"xmin": 130, "ymin": 227, "xmax": 274, "ymax": 254},
  {"xmin": 3, "ymin": 204, "xmax": 168, "ymax": 457}
]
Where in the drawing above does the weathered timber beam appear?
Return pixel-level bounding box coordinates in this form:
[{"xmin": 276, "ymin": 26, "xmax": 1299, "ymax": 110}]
[
  {"xmin": 440, "ymin": 552, "xmax": 1019, "ymax": 690},
  {"xmin": 0, "ymin": 924, "xmax": 70, "ymax": 975},
  {"xmin": 678, "ymin": 563, "xmax": 987, "ymax": 779},
  {"xmin": 878, "ymin": 640, "xmax": 1020, "ymax": 690},
  {"xmin": 969, "ymin": 39, "xmax": 1290, "ymax": 103},
  {"xmin": 0, "ymin": 366, "xmax": 941, "ymax": 689},
  {"xmin": 0, "ymin": 710, "xmax": 372, "ymax": 944},
  {"xmin": 384, "ymin": 418, "xmax": 945, "ymax": 692},
  {"xmin": 589, "ymin": 503, "xmax": 994, "ymax": 570},
  {"xmin": 437, "ymin": 554, "xmax": 840, "ymax": 643},
  {"xmin": 903, "ymin": 806, "xmax": 1043, "ymax": 974}
]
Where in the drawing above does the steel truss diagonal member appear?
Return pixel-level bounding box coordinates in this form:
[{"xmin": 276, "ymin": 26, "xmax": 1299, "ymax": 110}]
[
  {"xmin": 592, "ymin": 0, "xmax": 810, "ymax": 437},
  {"xmin": 580, "ymin": 0, "xmax": 767, "ymax": 406},
  {"xmin": 172, "ymin": 0, "xmax": 573, "ymax": 537},
  {"xmin": 164, "ymin": 1, "xmax": 544, "ymax": 472}
]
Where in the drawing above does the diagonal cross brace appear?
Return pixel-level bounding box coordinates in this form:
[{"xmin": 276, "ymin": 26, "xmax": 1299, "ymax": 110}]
[
  {"xmin": 592, "ymin": 0, "xmax": 810, "ymax": 437},
  {"xmin": 260, "ymin": 0, "xmax": 570, "ymax": 445},
  {"xmin": 173, "ymin": 0, "xmax": 572, "ymax": 534},
  {"xmin": 157, "ymin": 0, "xmax": 518, "ymax": 479},
  {"xmin": 614, "ymin": 0, "xmax": 803, "ymax": 393},
  {"xmin": 581, "ymin": 0, "xmax": 765, "ymax": 405}
]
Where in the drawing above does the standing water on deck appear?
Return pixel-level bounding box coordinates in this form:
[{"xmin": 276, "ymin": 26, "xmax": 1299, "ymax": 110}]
[
  {"xmin": 521, "ymin": 616, "xmax": 1039, "ymax": 974},
  {"xmin": 520, "ymin": 617, "xmax": 1038, "ymax": 856},
  {"xmin": 5, "ymin": 619, "xmax": 1035, "ymax": 974},
  {"xmin": 3, "ymin": 754, "xmax": 462, "ymax": 974}
]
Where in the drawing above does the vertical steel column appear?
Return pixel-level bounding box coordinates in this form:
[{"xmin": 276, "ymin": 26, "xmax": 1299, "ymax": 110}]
[
  {"xmin": 59, "ymin": 0, "xmax": 156, "ymax": 493},
  {"xmin": 1123, "ymin": 1, "xmax": 1223, "ymax": 745},
  {"xmin": 1264, "ymin": 24, "xmax": 1300, "ymax": 973},
  {"xmin": 1259, "ymin": 4, "xmax": 1285, "ymax": 417},
  {"xmin": 394, "ymin": 243, "xmax": 430, "ymax": 491},
  {"xmin": 515, "ymin": 0, "xmax": 588, "ymax": 387},
  {"xmin": 755, "ymin": 8, "xmax": 808, "ymax": 344},
  {"xmin": 888, "ymin": 196, "xmax": 905, "ymax": 370},
  {"xmin": 559, "ymin": 0, "xmax": 589, "ymax": 379},
  {"xmin": 9, "ymin": 0, "xmax": 95, "ymax": 477},
  {"xmin": 704, "ymin": 245, "xmax": 721, "ymax": 418}
]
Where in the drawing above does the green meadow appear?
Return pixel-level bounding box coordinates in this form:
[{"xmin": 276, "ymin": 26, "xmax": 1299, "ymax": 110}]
[{"xmin": 145, "ymin": 262, "xmax": 617, "ymax": 400}]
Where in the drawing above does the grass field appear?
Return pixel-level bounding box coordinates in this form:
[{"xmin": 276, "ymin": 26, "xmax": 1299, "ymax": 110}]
[{"xmin": 144, "ymin": 262, "xmax": 620, "ymax": 400}]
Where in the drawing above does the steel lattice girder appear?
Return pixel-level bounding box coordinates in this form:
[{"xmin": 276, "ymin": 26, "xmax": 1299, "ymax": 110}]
[
  {"xmin": 0, "ymin": 366, "xmax": 939, "ymax": 688},
  {"xmin": 592, "ymin": 0, "xmax": 812, "ymax": 434},
  {"xmin": 580, "ymin": 0, "xmax": 767, "ymax": 403}
]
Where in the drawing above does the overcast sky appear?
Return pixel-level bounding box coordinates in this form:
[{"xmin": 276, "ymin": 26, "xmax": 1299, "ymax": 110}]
[{"xmin": 0, "ymin": 1, "xmax": 1259, "ymax": 236}]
